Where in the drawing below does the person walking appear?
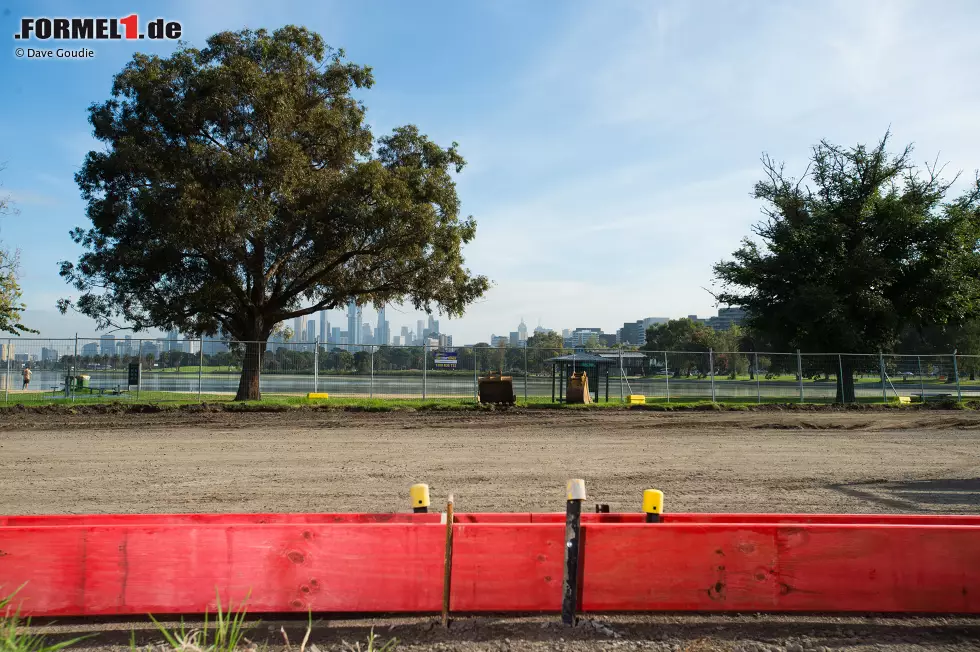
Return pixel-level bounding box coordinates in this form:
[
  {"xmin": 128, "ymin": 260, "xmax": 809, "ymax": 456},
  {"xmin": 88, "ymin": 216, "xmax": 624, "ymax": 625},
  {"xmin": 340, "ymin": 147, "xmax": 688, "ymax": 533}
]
[{"xmin": 21, "ymin": 365, "xmax": 31, "ymax": 390}]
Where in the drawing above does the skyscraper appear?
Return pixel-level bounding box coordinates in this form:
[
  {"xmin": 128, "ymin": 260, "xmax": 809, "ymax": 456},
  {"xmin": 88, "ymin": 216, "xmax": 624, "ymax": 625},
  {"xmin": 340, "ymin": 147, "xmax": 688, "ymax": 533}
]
[
  {"xmin": 518, "ymin": 318, "xmax": 527, "ymax": 342},
  {"xmin": 99, "ymin": 334, "xmax": 115, "ymax": 355},
  {"xmin": 362, "ymin": 323, "xmax": 373, "ymax": 345},
  {"xmin": 294, "ymin": 315, "xmax": 307, "ymax": 342},
  {"xmin": 306, "ymin": 320, "xmax": 316, "ymax": 343},
  {"xmin": 401, "ymin": 326, "xmax": 411, "ymax": 346},
  {"xmin": 331, "ymin": 327, "xmax": 341, "ymax": 343},
  {"xmin": 347, "ymin": 299, "xmax": 362, "ymax": 346},
  {"xmin": 319, "ymin": 310, "xmax": 329, "ymax": 342},
  {"xmin": 377, "ymin": 306, "xmax": 388, "ymax": 346},
  {"xmin": 416, "ymin": 319, "xmax": 424, "ymax": 342}
]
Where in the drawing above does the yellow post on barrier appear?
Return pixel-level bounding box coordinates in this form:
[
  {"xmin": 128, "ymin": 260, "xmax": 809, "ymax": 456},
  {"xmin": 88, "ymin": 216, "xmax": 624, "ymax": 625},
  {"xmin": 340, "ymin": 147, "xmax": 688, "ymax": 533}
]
[
  {"xmin": 643, "ymin": 489, "xmax": 663, "ymax": 523},
  {"xmin": 410, "ymin": 483, "xmax": 431, "ymax": 513}
]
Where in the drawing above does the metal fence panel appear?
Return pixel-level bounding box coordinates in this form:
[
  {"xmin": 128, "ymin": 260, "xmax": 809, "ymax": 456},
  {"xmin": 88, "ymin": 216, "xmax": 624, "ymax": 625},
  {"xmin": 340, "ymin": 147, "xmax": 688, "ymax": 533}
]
[{"xmin": 0, "ymin": 337, "xmax": 975, "ymax": 405}]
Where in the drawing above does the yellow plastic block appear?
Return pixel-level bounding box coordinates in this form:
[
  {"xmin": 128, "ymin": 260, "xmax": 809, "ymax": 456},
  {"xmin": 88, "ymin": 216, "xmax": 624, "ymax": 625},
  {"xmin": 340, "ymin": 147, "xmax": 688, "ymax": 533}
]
[
  {"xmin": 898, "ymin": 396, "xmax": 911, "ymax": 404},
  {"xmin": 626, "ymin": 394, "xmax": 646, "ymax": 404},
  {"xmin": 307, "ymin": 392, "xmax": 330, "ymax": 399},
  {"xmin": 642, "ymin": 489, "xmax": 664, "ymax": 514},
  {"xmin": 410, "ymin": 483, "xmax": 431, "ymax": 509}
]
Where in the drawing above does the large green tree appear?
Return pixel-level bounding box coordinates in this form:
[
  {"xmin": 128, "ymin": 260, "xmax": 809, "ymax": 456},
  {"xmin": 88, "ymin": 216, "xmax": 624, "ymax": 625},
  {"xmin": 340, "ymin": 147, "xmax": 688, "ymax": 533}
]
[
  {"xmin": 0, "ymin": 163, "xmax": 33, "ymax": 335},
  {"xmin": 713, "ymin": 133, "xmax": 980, "ymax": 402},
  {"xmin": 59, "ymin": 27, "xmax": 488, "ymax": 400}
]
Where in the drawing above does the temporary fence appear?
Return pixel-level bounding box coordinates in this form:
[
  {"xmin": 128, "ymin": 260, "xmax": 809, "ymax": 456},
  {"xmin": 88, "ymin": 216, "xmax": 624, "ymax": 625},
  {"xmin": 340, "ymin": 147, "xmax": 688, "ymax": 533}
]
[{"xmin": 0, "ymin": 337, "xmax": 977, "ymax": 404}]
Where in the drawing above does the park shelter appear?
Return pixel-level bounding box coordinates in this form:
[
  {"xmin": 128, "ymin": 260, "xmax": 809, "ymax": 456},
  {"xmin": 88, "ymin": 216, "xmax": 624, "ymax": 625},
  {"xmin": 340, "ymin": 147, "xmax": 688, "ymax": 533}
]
[{"xmin": 548, "ymin": 353, "xmax": 615, "ymax": 403}]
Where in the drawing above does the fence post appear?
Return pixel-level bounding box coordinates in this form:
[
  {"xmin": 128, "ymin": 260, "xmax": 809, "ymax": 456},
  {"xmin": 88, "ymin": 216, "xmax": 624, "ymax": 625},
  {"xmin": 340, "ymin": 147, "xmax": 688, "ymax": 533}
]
[
  {"xmin": 523, "ymin": 344, "xmax": 528, "ymax": 404},
  {"xmin": 837, "ymin": 354, "xmax": 844, "ymax": 405},
  {"xmin": 796, "ymin": 349, "xmax": 803, "ymax": 404},
  {"xmin": 473, "ymin": 347, "xmax": 478, "ymax": 401},
  {"xmin": 879, "ymin": 350, "xmax": 887, "ymax": 404},
  {"xmin": 756, "ymin": 351, "xmax": 761, "ymax": 404},
  {"xmin": 664, "ymin": 351, "xmax": 669, "ymax": 404},
  {"xmin": 198, "ymin": 336, "xmax": 204, "ymax": 401},
  {"xmin": 4, "ymin": 338, "xmax": 10, "ymax": 404},
  {"xmin": 953, "ymin": 350, "xmax": 961, "ymax": 402},
  {"xmin": 314, "ymin": 337, "xmax": 319, "ymax": 394},
  {"xmin": 73, "ymin": 333, "xmax": 78, "ymax": 403},
  {"xmin": 618, "ymin": 346, "xmax": 624, "ymax": 402},
  {"xmin": 370, "ymin": 345, "xmax": 375, "ymax": 399},
  {"xmin": 136, "ymin": 339, "xmax": 142, "ymax": 401},
  {"xmin": 423, "ymin": 342, "xmax": 427, "ymax": 400},
  {"xmin": 917, "ymin": 355, "xmax": 924, "ymax": 403},
  {"xmin": 709, "ymin": 348, "xmax": 715, "ymax": 402}
]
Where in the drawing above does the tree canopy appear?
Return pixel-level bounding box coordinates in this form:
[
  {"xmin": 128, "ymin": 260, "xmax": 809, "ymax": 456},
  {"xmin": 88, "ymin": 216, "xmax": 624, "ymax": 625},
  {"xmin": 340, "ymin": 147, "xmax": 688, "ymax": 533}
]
[
  {"xmin": 0, "ymin": 164, "xmax": 33, "ymax": 335},
  {"xmin": 59, "ymin": 26, "xmax": 489, "ymax": 399},
  {"xmin": 713, "ymin": 132, "xmax": 980, "ymax": 400}
]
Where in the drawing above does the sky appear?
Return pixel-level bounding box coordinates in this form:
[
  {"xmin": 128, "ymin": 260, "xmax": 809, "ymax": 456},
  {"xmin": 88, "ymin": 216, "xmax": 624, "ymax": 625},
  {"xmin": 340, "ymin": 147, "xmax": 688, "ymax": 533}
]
[{"xmin": 1, "ymin": 0, "xmax": 980, "ymax": 345}]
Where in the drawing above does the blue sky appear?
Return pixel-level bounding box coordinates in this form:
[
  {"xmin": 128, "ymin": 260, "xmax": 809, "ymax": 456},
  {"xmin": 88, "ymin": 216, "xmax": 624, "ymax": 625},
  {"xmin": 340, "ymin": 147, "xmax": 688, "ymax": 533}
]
[{"xmin": 2, "ymin": 0, "xmax": 980, "ymax": 344}]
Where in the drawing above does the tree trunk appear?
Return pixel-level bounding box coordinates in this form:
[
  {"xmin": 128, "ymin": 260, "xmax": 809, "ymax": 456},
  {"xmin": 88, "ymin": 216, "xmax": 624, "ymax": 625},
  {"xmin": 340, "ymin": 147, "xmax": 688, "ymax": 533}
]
[
  {"xmin": 235, "ymin": 340, "xmax": 265, "ymax": 401},
  {"xmin": 835, "ymin": 359, "xmax": 856, "ymax": 404}
]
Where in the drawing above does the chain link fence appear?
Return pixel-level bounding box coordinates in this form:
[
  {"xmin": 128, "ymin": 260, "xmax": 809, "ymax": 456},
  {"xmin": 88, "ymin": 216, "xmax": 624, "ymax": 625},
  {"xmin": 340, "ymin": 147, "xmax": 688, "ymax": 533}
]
[{"xmin": 0, "ymin": 337, "xmax": 977, "ymax": 404}]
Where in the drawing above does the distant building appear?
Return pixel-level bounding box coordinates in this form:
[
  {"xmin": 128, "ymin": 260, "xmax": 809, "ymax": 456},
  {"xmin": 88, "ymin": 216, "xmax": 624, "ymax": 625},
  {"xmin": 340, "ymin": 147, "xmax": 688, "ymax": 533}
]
[
  {"xmin": 348, "ymin": 300, "xmax": 362, "ymax": 346},
  {"xmin": 361, "ymin": 323, "xmax": 373, "ymax": 345},
  {"xmin": 81, "ymin": 342, "xmax": 99, "ymax": 357},
  {"xmin": 142, "ymin": 342, "xmax": 159, "ymax": 359},
  {"xmin": 642, "ymin": 317, "xmax": 669, "ymax": 328},
  {"xmin": 563, "ymin": 328, "xmax": 604, "ymax": 348},
  {"xmin": 331, "ymin": 326, "xmax": 341, "ymax": 343},
  {"xmin": 437, "ymin": 333, "xmax": 452, "ymax": 348},
  {"xmin": 417, "ymin": 320, "xmax": 424, "ymax": 342},
  {"xmin": 517, "ymin": 318, "xmax": 527, "ymax": 342},
  {"xmin": 509, "ymin": 331, "xmax": 520, "ymax": 346},
  {"xmin": 14, "ymin": 353, "xmax": 29, "ymax": 363},
  {"xmin": 306, "ymin": 320, "xmax": 316, "ymax": 344},
  {"xmin": 319, "ymin": 311, "xmax": 329, "ymax": 343},
  {"xmin": 392, "ymin": 335, "xmax": 401, "ymax": 346},
  {"xmin": 490, "ymin": 335, "xmax": 508, "ymax": 347},
  {"xmin": 294, "ymin": 315, "xmax": 308, "ymax": 342},
  {"xmin": 533, "ymin": 325, "xmax": 553, "ymax": 336},
  {"xmin": 599, "ymin": 334, "xmax": 617, "ymax": 347},
  {"xmin": 621, "ymin": 321, "xmax": 646, "ymax": 346},
  {"xmin": 562, "ymin": 329, "xmax": 571, "ymax": 339},
  {"xmin": 99, "ymin": 334, "xmax": 115, "ymax": 355},
  {"xmin": 163, "ymin": 331, "xmax": 180, "ymax": 351},
  {"xmin": 706, "ymin": 307, "xmax": 747, "ymax": 331},
  {"xmin": 41, "ymin": 347, "xmax": 60, "ymax": 362},
  {"xmin": 401, "ymin": 326, "xmax": 411, "ymax": 346},
  {"xmin": 203, "ymin": 329, "xmax": 230, "ymax": 355}
]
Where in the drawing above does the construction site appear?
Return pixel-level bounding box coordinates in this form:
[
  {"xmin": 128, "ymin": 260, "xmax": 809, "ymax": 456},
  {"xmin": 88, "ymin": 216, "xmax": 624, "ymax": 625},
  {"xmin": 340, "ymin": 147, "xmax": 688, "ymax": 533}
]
[{"xmin": 1, "ymin": 407, "xmax": 978, "ymax": 651}]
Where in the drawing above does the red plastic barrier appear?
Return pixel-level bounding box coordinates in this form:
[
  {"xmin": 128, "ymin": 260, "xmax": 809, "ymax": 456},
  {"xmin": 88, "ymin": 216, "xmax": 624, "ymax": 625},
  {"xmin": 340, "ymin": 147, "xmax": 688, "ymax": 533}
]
[{"xmin": 1, "ymin": 513, "xmax": 978, "ymax": 616}]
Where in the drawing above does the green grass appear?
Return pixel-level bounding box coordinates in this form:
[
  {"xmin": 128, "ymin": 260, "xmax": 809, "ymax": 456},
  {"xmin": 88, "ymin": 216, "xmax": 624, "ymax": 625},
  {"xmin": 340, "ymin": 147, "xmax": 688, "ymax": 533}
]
[
  {"xmin": 146, "ymin": 592, "xmax": 253, "ymax": 652},
  {"xmin": 1, "ymin": 586, "xmax": 94, "ymax": 652}
]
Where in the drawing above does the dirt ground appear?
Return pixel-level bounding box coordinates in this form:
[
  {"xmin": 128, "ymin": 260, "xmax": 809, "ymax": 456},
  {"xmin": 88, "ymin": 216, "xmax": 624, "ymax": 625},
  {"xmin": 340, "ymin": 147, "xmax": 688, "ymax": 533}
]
[{"xmin": 3, "ymin": 409, "xmax": 980, "ymax": 651}]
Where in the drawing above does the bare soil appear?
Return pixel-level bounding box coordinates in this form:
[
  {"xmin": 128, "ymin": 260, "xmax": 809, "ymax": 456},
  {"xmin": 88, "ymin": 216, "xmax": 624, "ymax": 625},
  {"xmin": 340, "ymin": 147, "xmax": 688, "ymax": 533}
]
[{"xmin": 3, "ymin": 410, "xmax": 980, "ymax": 651}]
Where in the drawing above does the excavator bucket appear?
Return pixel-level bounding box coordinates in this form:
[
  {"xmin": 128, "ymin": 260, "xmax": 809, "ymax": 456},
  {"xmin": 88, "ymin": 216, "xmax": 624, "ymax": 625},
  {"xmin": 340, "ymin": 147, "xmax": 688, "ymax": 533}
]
[
  {"xmin": 478, "ymin": 372, "xmax": 516, "ymax": 405},
  {"xmin": 566, "ymin": 371, "xmax": 592, "ymax": 404}
]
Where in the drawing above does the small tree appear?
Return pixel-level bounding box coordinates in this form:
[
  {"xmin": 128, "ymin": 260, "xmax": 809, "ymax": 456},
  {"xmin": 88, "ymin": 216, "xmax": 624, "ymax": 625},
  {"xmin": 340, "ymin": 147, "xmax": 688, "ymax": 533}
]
[
  {"xmin": 714, "ymin": 133, "xmax": 980, "ymax": 402},
  {"xmin": 0, "ymin": 163, "xmax": 34, "ymax": 335},
  {"xmin": 60, "ymin": 27, "xmax": 488, "ymax": 400}
]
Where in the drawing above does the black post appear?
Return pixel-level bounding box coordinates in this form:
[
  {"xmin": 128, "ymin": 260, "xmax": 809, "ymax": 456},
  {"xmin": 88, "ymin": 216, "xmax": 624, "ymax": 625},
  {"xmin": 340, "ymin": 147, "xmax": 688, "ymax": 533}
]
[
  {"xmin": 552, "ymin": 362, "xmax": 556, "ymax": 403},
  {"xmin": 562, "ymin": 479, "xmax": 586, "ymax": 626},
  {"xmin": 604, "ymin": 367, "xmax": 609, "ymax": 403}
]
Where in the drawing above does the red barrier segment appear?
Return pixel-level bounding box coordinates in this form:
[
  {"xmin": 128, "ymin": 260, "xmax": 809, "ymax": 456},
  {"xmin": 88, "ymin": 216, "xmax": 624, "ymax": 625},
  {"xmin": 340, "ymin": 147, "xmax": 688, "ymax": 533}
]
[
  {"xmin": 0, "ymin": 524, "xmax": 445, "ymax": 616},
  {"xmin": 1, "ymin": 515, "xmax": 978, "ymax": 616}
]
